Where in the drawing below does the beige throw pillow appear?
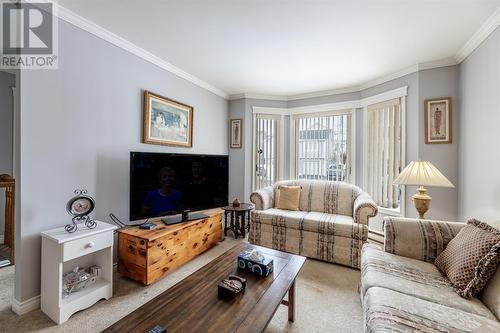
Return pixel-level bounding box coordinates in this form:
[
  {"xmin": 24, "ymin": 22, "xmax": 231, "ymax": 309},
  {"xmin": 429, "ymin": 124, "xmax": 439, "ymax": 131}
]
[
  {"xmin": 275, "ymin": 185, "xmax": 301, "ymax": 211},
  {"xmin": 434, "ymin": 219, "xmax": 500, "ymax": 298}
]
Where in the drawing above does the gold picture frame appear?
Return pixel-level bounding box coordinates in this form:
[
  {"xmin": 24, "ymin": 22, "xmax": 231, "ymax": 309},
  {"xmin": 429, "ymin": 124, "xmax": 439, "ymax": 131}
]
[
  {"xmin": 230, "ymin": 119, "xmax": 243, "ymax": 148},
  {"xmin": 425, "ymin": 97, "xmax": 452, "ymax": 144},
  {"xmin": 143, "ymin": 91, "xmax": 193, "ymax": 147}
]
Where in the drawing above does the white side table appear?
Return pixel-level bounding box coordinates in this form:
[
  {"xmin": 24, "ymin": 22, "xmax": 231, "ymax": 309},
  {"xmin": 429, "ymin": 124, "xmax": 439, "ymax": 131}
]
[{"xmin": 40, "ymin": 221, "xmax": 117, "ymax": 324}]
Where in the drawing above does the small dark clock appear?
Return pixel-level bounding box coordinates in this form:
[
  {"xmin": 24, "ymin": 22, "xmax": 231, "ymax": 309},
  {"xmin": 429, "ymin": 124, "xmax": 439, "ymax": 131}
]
[{"xmin": 65, "ymin": 189, "xmax": 97, "ymax": 233}]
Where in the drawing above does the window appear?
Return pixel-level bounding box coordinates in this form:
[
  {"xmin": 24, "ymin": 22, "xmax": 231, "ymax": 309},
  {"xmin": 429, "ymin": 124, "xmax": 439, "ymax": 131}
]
[
  {"xmin": 253, "ymin": 114, "xmax": 282, "ymax": 190},
  {"xmin": 365, "ymin": 98, "xmax": 404, "ymax": 213},
  {"xmin": 293, "ymin": 111, "xmax": 353, "ymax": 183}
]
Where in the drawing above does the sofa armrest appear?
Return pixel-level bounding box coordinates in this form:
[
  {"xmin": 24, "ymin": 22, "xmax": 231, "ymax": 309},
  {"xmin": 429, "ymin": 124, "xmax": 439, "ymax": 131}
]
[
  {"xmin": 383, "ymin": 217, "xmax": 465, "ymax": 263},
  {"xmin": 250, "ymin": 186, "xmax": 274, "ymax": 210},
  {"xmin": 353, "ymin": 192, "xmax": 378, "ymax": 225}
]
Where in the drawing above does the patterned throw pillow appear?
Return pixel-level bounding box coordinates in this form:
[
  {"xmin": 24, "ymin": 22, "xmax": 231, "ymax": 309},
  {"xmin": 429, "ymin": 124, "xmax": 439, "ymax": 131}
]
[
  {"xmin": 275, "ymin": 185, "xmax": 301, "ymax": 211},
  {"xmin": 434, "ymin": 219, "xmax": 500, "ymax": 298}
]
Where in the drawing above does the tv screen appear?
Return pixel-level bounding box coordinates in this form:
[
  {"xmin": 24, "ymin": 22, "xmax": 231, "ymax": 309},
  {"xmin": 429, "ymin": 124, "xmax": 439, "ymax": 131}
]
[{"xmin": 130, "ymin": 152, "xmax": 228, "ymax": 221}]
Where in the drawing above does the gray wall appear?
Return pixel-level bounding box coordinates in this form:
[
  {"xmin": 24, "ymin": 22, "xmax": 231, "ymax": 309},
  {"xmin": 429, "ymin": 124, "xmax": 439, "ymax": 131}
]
[
  {"xmin": 0, "ymin": 71, "xmax": 15, "ymax": 236},
  {"xmin": 229, "ymin": 68, "xmax": 462, "ymax": 232},
  {"xmin": 459, "ymin": 26, "xmax": 500, "ymax": 222},
  {"xmin": 287, "ymin": 91, "xmax": 360, "ymax": 108},
  {"xmin": 17, "ymin": 19, "xmax": 228, "ymax": 302},
  {"xmin": 228, "ymin": 98, "xmax": 246, "ymax": 201},
  {"xmin": 419, "ymin": 66, "xmax": 460, "ymax": 221}
]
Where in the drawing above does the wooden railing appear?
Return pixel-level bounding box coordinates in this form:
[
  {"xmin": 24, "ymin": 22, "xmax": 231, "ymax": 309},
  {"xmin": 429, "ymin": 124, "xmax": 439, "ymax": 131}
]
[{"xmin": 0, "ymin": 174, "xmax": 15, "ymax": 264}]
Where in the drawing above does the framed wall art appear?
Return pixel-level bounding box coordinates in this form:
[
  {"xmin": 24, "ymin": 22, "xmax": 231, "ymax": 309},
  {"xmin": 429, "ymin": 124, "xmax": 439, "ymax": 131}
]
[
  {"xmin": 143, "ymin": 91, "xmax": 193, "ymax": 147},
  {"xmin": 230, "ymin": 119, "xmax": 243, "ymax": 148},
  {"xmin": 425, "ymin": 97, "xmax": 452, "ymax": 144}
]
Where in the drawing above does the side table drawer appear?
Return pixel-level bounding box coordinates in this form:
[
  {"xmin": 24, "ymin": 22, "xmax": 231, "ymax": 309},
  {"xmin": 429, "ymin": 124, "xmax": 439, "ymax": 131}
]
[{"xmin": 63, "ymin": 231, "xmax": 112, "ymax": 262}]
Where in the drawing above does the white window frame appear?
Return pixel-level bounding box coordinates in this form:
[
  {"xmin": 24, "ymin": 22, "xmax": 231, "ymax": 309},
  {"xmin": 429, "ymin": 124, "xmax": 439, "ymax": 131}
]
[
  {"xmin": 291, "ymin": 109, "xmax": 356, "ymax": 184},
  {"xmin": 362, "ymin": 86, "xmax": 407, "ymax": 217},
  {"xmin": 251, "ymin": 108, "xmax": 286, "ymax": 191}
]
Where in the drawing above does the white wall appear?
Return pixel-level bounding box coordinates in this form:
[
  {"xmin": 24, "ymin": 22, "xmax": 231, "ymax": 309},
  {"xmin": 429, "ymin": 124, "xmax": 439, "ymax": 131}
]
[
  {"xmin": 0, "ymin": 71, "xmax": 15, "ymax": 236},
  {"xmin": 459, "ymin": 27, "xmax": 500, "ymax": 222},
  {"xmin": 17, "ymin": 19, "xmax": 228, "ymax": 302}
]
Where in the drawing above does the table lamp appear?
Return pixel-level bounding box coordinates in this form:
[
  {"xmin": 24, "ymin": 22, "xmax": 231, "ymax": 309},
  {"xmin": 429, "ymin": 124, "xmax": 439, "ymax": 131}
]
[{"xmin": 393, "ymin": 161, "xmax": 454, "ymax": 219}]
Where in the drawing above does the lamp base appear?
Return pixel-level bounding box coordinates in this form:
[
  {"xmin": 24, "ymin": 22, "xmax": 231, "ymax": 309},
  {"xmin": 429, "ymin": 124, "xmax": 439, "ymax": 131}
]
[{"xmin": 412, "ymin": 186, "xmax": 431, "ymax": 219}]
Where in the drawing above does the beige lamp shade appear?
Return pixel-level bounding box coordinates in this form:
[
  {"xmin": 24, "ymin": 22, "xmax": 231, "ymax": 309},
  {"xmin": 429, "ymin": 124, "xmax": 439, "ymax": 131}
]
[{"xmin": 393, "ymin": 161, "xmax": 454, "ymax": 188}]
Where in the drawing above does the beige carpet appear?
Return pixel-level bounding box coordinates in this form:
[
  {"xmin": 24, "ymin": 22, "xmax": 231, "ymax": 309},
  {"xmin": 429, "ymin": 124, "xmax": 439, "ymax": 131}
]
[{"xmin": 0, "ymin": 238, "xmax": 362, "ymax": 332}]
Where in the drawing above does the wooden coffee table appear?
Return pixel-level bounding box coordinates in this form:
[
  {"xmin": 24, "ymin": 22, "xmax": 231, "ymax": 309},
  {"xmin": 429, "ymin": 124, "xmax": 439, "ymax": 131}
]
[{"xmin": 104, "ymin": 242, "xmax": 306, "ymax": 333}]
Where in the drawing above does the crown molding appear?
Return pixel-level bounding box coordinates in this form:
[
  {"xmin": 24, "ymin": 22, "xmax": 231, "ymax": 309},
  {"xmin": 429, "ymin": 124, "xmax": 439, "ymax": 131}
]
[
  {"xmin": 285, "ymin": 85, "xmax": 361, "ymax": 101},
  {"xmin": 456, "ymin": 6, "xmax": 500, "ymax": 63},
  {"xmin": 358, "ymin": 65, "xmax": 418, "ymax": 92},
  {"xmin": 251, "ymin": 86, "xmax": 408, "ymax": 116},
  {"xmin": 230, "ymin": 93, "xmax": 288, "ymax": 101},
  {"xmin": 53, "ymin": 4, "xmax": 229, "ymax": 99},
  {"xmin": 417, "ymin": 57, "xmax": 458, "ymax": 71},
  {"xmin": 50, "ymin": 3, "xmax": 498, "ymax": 102},
  {"xmin": 231, "ymin": 58, "xmax": 455, "ymax": 102},
  {"xmin": 229, "ymin": 6, "xmax": 499, "ymax": 101}
]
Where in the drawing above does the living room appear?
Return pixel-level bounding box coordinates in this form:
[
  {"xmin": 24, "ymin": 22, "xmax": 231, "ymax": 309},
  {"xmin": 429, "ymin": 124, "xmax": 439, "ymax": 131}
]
[{"xmin": 0, "ymin": 0, "xmax": 499, "ymax": 332}]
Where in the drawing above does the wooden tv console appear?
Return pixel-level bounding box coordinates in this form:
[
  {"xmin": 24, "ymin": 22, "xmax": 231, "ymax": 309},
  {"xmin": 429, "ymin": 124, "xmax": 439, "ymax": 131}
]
[{"xmin": 117, "ymin": 208, "xmax": 223, "ymax": 285}]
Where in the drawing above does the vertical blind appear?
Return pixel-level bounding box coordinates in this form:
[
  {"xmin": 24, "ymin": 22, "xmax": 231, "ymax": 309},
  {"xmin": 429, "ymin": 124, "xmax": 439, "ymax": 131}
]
[
  {"xmin": 366, "ymin": 98, "xmax": 402, "ymax": 209},
  {"xmin": 254, "ymin": 115, "xmax": 279, "ymax": 190},
  {"xmin": 295, "ymin": 112, "xmax": 351, "ymax": 183}
]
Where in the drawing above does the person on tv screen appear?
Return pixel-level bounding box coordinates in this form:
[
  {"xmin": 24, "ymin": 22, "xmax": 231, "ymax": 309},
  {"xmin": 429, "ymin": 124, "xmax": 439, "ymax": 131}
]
[
  {"xmin": 141, "ymin": 167, "xmax": 183, "ymax": 217},
  {"xmin": 184, "ymin": 160, "xmax": 215, "ymax": 209}
]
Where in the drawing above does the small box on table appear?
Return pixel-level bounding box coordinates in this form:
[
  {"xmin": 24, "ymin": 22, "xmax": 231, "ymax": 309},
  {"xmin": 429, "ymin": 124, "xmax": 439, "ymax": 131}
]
[{"xmin": 237, "ymin": 249, "xmax": 273, "ymax": 277}]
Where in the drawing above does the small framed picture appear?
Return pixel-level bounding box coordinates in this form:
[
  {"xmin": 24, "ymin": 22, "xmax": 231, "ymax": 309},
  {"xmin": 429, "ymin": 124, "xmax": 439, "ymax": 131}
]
[
  {"xmin": 230, "ymin": 119, "xmax": 243, "ymax": 148},
  {"xmin": 425, "ymin": 97, "xmax": 452, "ymax": 144},
  {"xmin": 143, "ymin": 91, "xmax": 193, "ymax": 147}
]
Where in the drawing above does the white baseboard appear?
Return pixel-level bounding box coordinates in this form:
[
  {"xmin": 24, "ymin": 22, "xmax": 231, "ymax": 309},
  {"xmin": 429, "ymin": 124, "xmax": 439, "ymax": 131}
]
[{"xmin": 11, "ymin": 295, "xmax": 40, "ymax": 315}]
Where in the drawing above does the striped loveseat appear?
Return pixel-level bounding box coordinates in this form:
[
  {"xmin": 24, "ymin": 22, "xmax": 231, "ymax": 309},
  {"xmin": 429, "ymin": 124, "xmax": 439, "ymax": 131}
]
[
  {"xmin": 361, "ymin": 217, "xmax": 500, "ymax": 332},
  {"xmin": 248, "ymin": 180, "xmax": 377, "ymax": 269}
]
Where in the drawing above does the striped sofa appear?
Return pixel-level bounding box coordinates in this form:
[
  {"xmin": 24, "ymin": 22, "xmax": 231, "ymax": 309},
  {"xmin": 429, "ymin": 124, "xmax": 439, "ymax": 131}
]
[
  {"xmin": 248, "ymin": 180, "xmax": 377, "ymax": 269},
  {"xmin": 361, "ymin": 217, "xmax": 500, "ymax": 332}
]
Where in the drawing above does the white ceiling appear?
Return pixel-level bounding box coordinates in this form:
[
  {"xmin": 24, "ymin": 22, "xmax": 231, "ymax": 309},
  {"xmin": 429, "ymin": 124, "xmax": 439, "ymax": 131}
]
[{"xmin": 56, "ymin": 0, "xmax": 500, "ymax": 97}]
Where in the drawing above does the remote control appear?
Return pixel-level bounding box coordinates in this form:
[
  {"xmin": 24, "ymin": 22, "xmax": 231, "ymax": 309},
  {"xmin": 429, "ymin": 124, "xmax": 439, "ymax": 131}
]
[
  {"xmin": 139, "ymin": 223, "xmax": 156, "ymax": 230},
  {"xmin": 146, "ymin": 325, "xmax": 166, "ymax": 333}
]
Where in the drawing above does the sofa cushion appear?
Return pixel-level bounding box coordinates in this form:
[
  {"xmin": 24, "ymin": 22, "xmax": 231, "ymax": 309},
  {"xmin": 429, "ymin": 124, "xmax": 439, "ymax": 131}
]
[
  {"xmin": 251, "ymin": 208, "xmax": 307, "ymax": 230},
  {"xmin": 361, "ymin": 244, "xmax": 496, "ymax": 319},
  {"xmin": 251, "ymin": 209, "xmax": 367, "ymax": 240},
  {"xmin": 302, "ymin": 211, "xmax": 366, "ymax": 240},
  {"xmin": 273, "ymin": 180, "xmax": 361, "ymax": 215},
  {"xmin": 435, "ymin": 219, "xmax": 500, "ymax": 298},
  {"xmin": 275, "ymin": 185, "xmax": 301, "ymax": 211},
  {"xmin": 364, "ymin": 286, "xmax": 500, "ymax": 333}
]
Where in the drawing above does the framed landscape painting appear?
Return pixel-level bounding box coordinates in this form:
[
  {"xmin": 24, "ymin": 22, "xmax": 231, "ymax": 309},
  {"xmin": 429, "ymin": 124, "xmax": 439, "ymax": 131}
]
[
  {"xmin": 230, "ymin": 119, "xmax": 242, "ymax": 148},
  {"xmin": 425, "ymin": 97, "xmax": 452, "ymax": 144},
  {"xmin": 143, "ymin": 91, "xmax": 193, "ymax": 147}
]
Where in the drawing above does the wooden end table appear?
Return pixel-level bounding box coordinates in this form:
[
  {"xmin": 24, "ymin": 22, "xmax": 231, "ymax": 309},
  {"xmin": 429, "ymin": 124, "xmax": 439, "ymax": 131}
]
[{"xmin": 222, "ymin": 203, "xmax": 254, "ymax": 239}]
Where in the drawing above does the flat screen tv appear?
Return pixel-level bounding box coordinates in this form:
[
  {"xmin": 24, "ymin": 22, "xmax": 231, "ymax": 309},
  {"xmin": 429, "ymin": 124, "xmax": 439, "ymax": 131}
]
[{"xmin": 130, "ymin": 152, "xmax": 228, "ymax": 221}]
